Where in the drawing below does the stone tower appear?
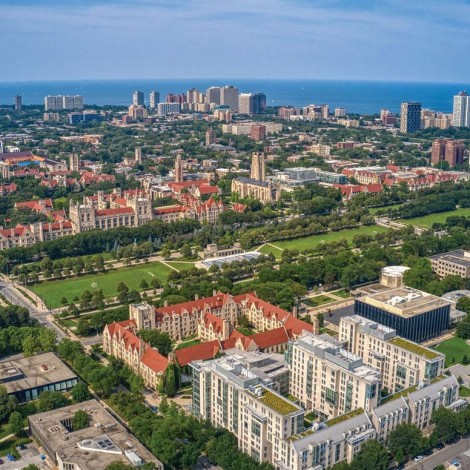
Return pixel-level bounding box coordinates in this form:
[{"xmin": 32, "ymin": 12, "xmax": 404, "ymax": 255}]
[
  {"xmin": 174, "ymin": 155, "xmax": 184, "ymax": 183},
  {"xmin": 250, "ymin": 152, "xmax": 266, "ymax": 182}
]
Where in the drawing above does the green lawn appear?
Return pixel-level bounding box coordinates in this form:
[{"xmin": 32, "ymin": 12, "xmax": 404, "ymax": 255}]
[
  {"xmin": 303, "ymin": 295, "xmax": 335, "ymax": 308},
  {"xmin": 435, "ymin": 337, "xmax": 470, "ymax": 367},
  {"xmin": 460, "ymin": 386, "xmax": 470, "ymax": 398},
  {"xmin": 258, "ymin": 244, "xmax": 283, "ymax": 259},
  {"xmin": 331, "ymin": 289, "xmax": 351, "ymax": 298},
  {"xmin": 267, "ymin": 225, "xmax": 388, "ymax": 252},
  {"xmin": 399, "ymin": 207, "xmax": 470, "ymax": 228},
  {"xmin": 34, "ymin": 261, "xmax": 173, "ymax": 308},
  {"xmin": 165, "ymin": 261, "xmax": 196, "ymax": 271}
]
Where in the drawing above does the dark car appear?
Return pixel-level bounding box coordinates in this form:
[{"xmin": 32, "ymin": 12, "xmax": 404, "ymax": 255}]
[{"xmin": 436, "ymin": 443, "xmax": 445, "ymax": 450}]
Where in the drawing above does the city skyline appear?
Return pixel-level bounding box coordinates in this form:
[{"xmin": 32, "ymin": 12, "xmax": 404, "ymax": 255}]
[{"xmin": 2, "ymin": 0, "xmax": 470, "ymax": 82}]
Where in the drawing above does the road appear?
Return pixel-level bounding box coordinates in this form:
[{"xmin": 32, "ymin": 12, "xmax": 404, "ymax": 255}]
[
  {"xmin": 407, "ymin": 437, "xmax": 470, "ymax": 470},
  {"xmin": 0, "ymin": 279, "xmax": 66, "ymax": 340}
]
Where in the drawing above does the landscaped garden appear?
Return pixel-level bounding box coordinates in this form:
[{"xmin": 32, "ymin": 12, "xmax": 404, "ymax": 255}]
[{"xmin": 303, "ymin": 295, "xmax": 335, "ymax": 308}]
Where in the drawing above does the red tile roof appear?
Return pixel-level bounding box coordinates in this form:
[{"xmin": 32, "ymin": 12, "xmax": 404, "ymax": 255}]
[
  {"xmin": 95, "ymin": 207, "xmax": 134, "ymax": 217},
  {"xmin": 174, "ymin": 340, "xmax": 221, "ymax": 366},
  {"xmin": 248, "ymin": 327, "xmax": 290, "ymax": 349}
]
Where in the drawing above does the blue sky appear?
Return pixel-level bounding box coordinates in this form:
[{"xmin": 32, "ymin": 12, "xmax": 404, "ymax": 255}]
[{"xmin": 1, "ymin": 0, "xmax": 469, "ymax": 81}]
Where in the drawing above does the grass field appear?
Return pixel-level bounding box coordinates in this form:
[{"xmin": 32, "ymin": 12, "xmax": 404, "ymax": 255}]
[
  {"xmin": 399, "ymin": 207, "xmax": 470, "ymax": 228},
  {"xmin": 460, "ymin": 386, "xmax": 470, "ymax": 398},
  {"xmin": 266, "ymin": 225, "xmax": 388, "ymax": 252},
  {"xmin": 332, "ymin": 289, "xmax": 351, "ymax": 298},
  {"xmin": 435, "ymin": 337, "xmax": 470, "ymax": 367},
  {"xmin": 34, "ymin": 261, "xmax": 173, "ymax": 308}
]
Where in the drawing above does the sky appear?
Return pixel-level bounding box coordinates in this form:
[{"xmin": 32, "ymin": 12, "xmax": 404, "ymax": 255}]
[{"xmin": 1, "ymin": 0, "xmax": 470, "ymax": 82}]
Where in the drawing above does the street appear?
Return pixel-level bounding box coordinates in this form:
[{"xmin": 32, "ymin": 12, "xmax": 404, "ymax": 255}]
[
  {"xmin": 408, "ymin": 438, "xmax": 470, "ymax": 470},
  {"xmin": 0, "ymin": 279, "xmax": 66, "ymax": 340}
]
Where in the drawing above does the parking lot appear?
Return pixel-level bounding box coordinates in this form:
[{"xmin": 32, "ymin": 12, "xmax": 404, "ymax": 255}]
[{"xmin": 0, "ymin": 443, "xmax": 48, "ymax": 470}]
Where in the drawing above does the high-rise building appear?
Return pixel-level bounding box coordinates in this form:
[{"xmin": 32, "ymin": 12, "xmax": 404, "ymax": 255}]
[
  {"xmin": 157, "ymin": 102, "xmax": 180, "ymax": 116},
  {"xmin": 14, "ymin": 95, "xmax": 22, "ymax": 112},
  {"xmin": 44, "ymin": 95, "xmax": 83, "ymax": 110},
  {"xmin": 335, "ymin": 107, "xmax": 346, "ymax": 117},
  {"xmin": 238, "ymin": 93, "xmax": 253, "ymax": 114},
  {"xmin": 149, "ymin": 91, "xmax": 160, "ymax": 109},
  {"xmin": 187, "ymin": 88, "xmax": 202, "ymax": 104},
  {"xmin": 250, "ymin": 152, "xmax": 266, "ymax": 181},
  {"xmin": 453, "ymin": 91, "xmax": 470, "ymax": 127},
  {"xmin": 253, "ymin": 93, "xmax": 266, "ymax": 114},
  {"xmin": 133, "ymin": 91, "xmax": 144, "ymax": 107},
  {"xmin": 220, "ymin": 85, "xmax": 239, "ymax": 111},
  {"xmin": 250, "ymin": 125, "xmax": 266, "ymax": 142},
  {"xmin": 205, "ymin": 128, "xmax": 216, "ymax": 146},
  {"xmin": 400, "ymin": 102, "xmax": 422, "ymax": 133},
  {"xmin": 174, "ymin": 155, "xmax": 184, "ymax": 183},
  {"xmin": 321, "ymin": 104, "xmax": 329, "ymax": 119},
  {"xmin": 431, "ymin": 138, "xmax": 466, "ymax": 166},
  {"xmin": 206, "ymin": 87, "xmax": 221, "ymax": 105},
  {"xmin": 43, "ymin": 112, "xmax": 60, "ymax": 122}
]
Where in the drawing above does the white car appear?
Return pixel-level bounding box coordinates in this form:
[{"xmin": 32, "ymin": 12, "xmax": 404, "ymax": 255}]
[{"xmin": 414, "ymin": 455, "xmax": 424, "ymax": 461}]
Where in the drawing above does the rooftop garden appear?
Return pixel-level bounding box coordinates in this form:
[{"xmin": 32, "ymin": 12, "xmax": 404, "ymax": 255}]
[
  {"xmin": 381, "ymin": 385, "xmax": 419, "ymax": 404},
  {"xmin": 257, "ymin": 389, "xmax": 299, "ymax": 415},
  {"xmin": 389, "ymin": 337, "xmax": 440, "ymax": 360},
  {"xmin": 325, "ymin": 408, "xmax": 364, "ymax": 427}
]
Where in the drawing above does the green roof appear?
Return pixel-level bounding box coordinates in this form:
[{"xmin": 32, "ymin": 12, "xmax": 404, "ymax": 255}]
[
  {"xmin": 325, "ymin": 408, "xmax": 364, "ymax": 427},
  {"xmin": 388, "ymin": 337, "xmax": 440, "ymax": 360},
  {"xmin": 256, "ymin": 389, "xmax": 299, "ymax": 416}
]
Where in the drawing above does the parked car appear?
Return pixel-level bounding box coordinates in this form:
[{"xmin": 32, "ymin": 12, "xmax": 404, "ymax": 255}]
[
  {"xmin": 414, "ymin": 455, "xmax": 423, "ymax": 462},
  {"xmin": 6, "ymin": 454, "xmax": 15, "ymax": 462},
  {"xmin": 436, "ymin": 443, "xmax": 445, "ymax": 450}
]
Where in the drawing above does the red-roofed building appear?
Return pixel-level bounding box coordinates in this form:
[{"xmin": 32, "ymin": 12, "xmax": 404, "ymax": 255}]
[
  {"xmin": 334, "ymin": 184, "xmax": 382, "ymax": 200},
  {"xmin": 0, "ymin": 183, "xmax": 17, "ymax": 195},
  {"xmin": 102, "ymin": 320, "xmax": 168, "ymax": 389},
  {"xmin": 14, "ymin": 198, "xmax": 53, "ymax": 214},
  {"xmin": 79, "ymin": 171, "xmax": 115, "ymax": 186}
]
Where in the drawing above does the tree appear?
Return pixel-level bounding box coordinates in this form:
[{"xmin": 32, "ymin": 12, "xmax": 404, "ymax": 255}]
[
  {"xmin": 24, "ymin": 465, "xmax": 40, "ymax": 470},
  {"xmin": 60, "ymin": 296, "xmax": 68, "ymax": 305},
  {"xmin": 388, "ymin": 424, "xmax": 423, "ymax": 461},
  {"xmin": 180, "ymin": 244, "xmax": 192, "ymax": 258},
  {"xmin": 72, "ymin": 382, "xmax": 92, "ymax": 403},
  {"xmin": 349, "ymin": 441, "xmax": 389, "ymax": 470},
  {"xmin": 72, "ymin": 410, "xmax": 89, "ymax": 431},
  {"xmin": 150, "ymin": 277, "xmax": 161, "ymax": 289},
  {"xmin": 432, "ymin": 408, "xmax": 464, "ymax": 443},
  {"xmin": 159, "ymin": 396, "xmax": 169, "ymax": 414},
  {"xmin": 0, "ymin": 386, "xmax": 17, "ymax": 422},
  {"xmin": 7, "ymin": 411, "xmax": 23, "ymax": 436},
  {"xmin": 140, "ymin": 279, "xmax": 149, "ymax": 290},
  {"xmin": 37, "ymin": 391, "xmax": 68, "ymax": 412},
  {"xmin": 317, "ymin": 312, "xmax": 324, "ymax": 328},
  {"xmin": 138, "ymin": 330, "xmax": 173, "ymax": 356}
]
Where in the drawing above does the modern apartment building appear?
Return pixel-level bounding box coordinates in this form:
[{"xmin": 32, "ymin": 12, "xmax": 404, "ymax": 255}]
[
  {"xmin": 133, "ymin": 90, "xmax": 144, "ymax": 106},
  {"xmin": 309, "ymin": 143, "xmax": 331, "ymax": 157},
  {"xmin": 149, "ymin": 90, "xmax": 160, "ymax": 109},
  {"xmin": 453, "ymin": 91, "xmax": 470, "ymax": 127},
  {"xmin": 191, "ymin": 352, "xmax": 304, "ymax": 465},
  {"xmin": 287, "ymin": 333, "xmax": 381, "ymax": 419},
  {"xmin": 44, "ymin": 95, "xmax": 84, "ymax": 110},
  {"xmin": 220, "ymin": 85, "xmax": 239, "ymax": 111},
  {"xmin": 431, "ymin": 138, "xmax": 466, "ymax": 166},
  {"xmin": 430, "ymin": 250, "xmax": 470, "ymax": 279},
  {"xmin": 339, "ymin": 315, "xmax": 445, "ymax": 393},
  {"xmin": 400, "ymin": 102, "xmax": 422, "ymax": 133},
  {"xmin": 189, "ymin": 350, "xmax": 465, "ymax": 470},
  {"xmin": 206, "ymin": 87, "xmax": 221, "ymax": 105},
  {"xmin": 157, "ymin": 102, "xmax": 180, "ymax": 116}
]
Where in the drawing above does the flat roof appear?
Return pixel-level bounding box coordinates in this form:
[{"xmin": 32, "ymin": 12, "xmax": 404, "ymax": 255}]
[
  {"xmin": 0, "ymin": 352, "xmax": 77, "ymax": 394},
  {"xmin": 430, "ymin": 250, "xmax": 470, "ymax": 268},
  {"xmin": 29, "ymin": 399, "xmax": 160, "ymax": 470},
  {"xmin": 359, "ymin": 286, "xmax": 450, "ymax": 317}
]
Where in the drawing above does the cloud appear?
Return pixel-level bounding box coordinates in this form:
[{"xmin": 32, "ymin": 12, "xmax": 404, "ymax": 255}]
[{"xmin": 1, "ymin": 0, "xmax": 470, "ymax": 81}]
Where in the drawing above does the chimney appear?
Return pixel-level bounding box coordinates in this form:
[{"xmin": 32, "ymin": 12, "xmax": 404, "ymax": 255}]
[
  {"xmin": 292, "ymin": 306, "xmax": 298, "ymax": 318},
  {"xmin": 195, "ymin": 294, "xmax": 199, "ymax": 300},
  {"xmin": 213, "ymin": 290, "xmax": 217, "ymax": 296},
  {"xmin": 164, "ymin": 300, "xmax": 168, "ymax": 307},
  {"xmin": 222, "ymin": 319, "xmax": 230, "ymax": 340}
]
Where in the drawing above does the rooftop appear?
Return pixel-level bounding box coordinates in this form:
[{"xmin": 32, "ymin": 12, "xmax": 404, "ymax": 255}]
[
  {"xmin": 250, "ymin": 385, "xmax": 300, "ymax": 416},
  {"xmin": 360, "ymin": 286, "xmax": 450, "ymax": 317},
  {"xmin": 388, "ymin": 337, "xmax": 440, "ymax": 360},
  {"xmin": 0, "ymin": 352, "xmax": 77, "ymax": 394},
  {"xmin": 430, "ymin": 250, "xmax": 470, "ymax": 268},
  {"xmin": 29, "ymin": 399, "xmax": 161, "ymax": 470}
]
